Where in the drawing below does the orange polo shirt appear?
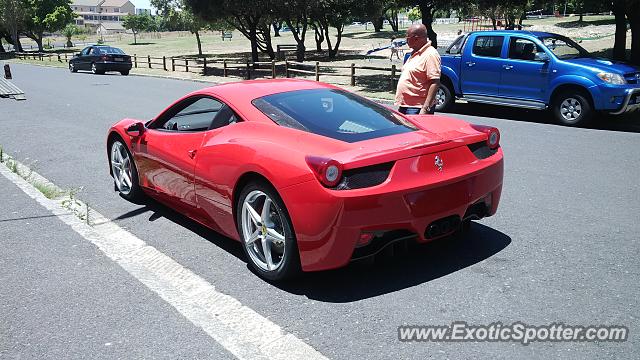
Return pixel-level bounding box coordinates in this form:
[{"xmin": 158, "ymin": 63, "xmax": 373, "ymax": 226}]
[{"xmin": 394, "ymin": 43, "xmax": 441, "ymax": 107}]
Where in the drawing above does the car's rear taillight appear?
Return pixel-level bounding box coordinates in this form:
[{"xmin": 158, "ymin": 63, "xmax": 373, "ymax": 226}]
[
  {"xmin": 305, "ymin": 156, "xmax": 343, "ymax": 187},
  {"xmin": 471, "ymin": 124, "xmax": 500, "ymax": 150}
]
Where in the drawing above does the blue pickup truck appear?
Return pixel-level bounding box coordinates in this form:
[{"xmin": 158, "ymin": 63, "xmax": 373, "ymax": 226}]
[{"xmin": 436, "ymin": 31, "xmax": 640, "ymax": 126}]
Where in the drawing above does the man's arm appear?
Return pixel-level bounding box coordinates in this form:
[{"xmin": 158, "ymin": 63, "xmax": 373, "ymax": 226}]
[{"xmin": 420, "ymin": 79, "xmax": 440, "ymax": 114}]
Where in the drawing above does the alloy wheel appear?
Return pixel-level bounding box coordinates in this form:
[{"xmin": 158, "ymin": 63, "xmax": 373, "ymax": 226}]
[
  {"xmin": 435, "ymin": 87, "xmax": 446, "ymax": 107},
  {"xmin": 241, "ymin": 190, "xmax": 287, "ymax": 272},
  {"xmin": 110, "ymin": 141, "xmax": 133, "ymax": 195},
  {"xmin": 560, "ymin": 98, "xmax": 582, "ymax": 123}
]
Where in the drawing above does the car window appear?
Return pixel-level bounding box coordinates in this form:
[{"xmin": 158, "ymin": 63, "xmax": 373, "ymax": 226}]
[
  {"xmin": 472, "ymin": 36, "xmax": 504, "ymax": 58},
  {"xmin": 253, "ymin": 89, "xmax": 417, "ymax": 143},
  {"xmin": 81, "ymin": 47, "xmax": 91, "ymax": 56},
  {"xmin": 90, "ymin": 47, "xmax": 101, "ymax": 55},
  {"xmin": 106, "ymin": 47, "xmax": 125, "ymax": 54},
  {"xmin": 508, "ymin": 38, "xmax": 545, "ymax": 61},
  {"xmin": 154, "ymin": 97, "xmax": 224, "ymax": 132},
  {"xmin": 539, "ymin": 36, "xmax": 591, "ymax": 60}
]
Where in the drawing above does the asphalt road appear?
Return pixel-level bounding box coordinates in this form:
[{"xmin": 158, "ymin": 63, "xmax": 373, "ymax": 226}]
[{"xmin": 1, "ymin": 63, "xmax": 639, "ymax": 359}]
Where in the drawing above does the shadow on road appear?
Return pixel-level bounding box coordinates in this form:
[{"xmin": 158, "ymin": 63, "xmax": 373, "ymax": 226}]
[
  {"xmin": 111, "ymin": 197, "xmax": 511, "ymax": 301},
  {"xmin": 277, "ymin": 223, "xmax": 511, "ymax": 302},
  {"xmin": 446, "ymin": 103, "xmax": 640, "ymax": 133}
]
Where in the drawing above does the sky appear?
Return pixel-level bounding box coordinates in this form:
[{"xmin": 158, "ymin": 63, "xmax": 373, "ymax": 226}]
[{"xmin": 130, "ymin": 0, "xmax": 154, "ymax": 12}]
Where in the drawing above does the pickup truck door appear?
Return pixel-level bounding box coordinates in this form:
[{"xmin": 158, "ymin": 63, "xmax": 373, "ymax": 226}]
[
  {"xmin": 499, "ymin": 36, "xmax": 550, "ymax": 101},
  {"xmin": 461, "ymin": 35, "xmax": 507, "ymax": 96}
]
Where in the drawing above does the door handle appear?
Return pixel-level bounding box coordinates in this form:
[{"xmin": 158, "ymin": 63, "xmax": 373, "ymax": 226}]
[
  {"xmin": 503, "ymin": 65, "xmax": 514, "ymax": 70},
  {"xmin": 466, "ymin": 62, "xmax": 476, "ymax": 67},
  {"xmin": 188, "ymin": 149, "xmax": 197, "ymax": 159}
]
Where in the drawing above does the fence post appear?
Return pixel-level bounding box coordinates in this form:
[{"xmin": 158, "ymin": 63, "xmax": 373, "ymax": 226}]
[
  {"xmin": 185, "ymin": 58, "xmax": 188, "ymax": 72},
  {"xmin": 134, "ymin": 54, "xmax": 137, "ymax": 68},
  {"xmin": 271, "ymin": 60, "xmax": 276, "ymax": 79},
  {"xmin": 171, "ymin": 57, "xmax": 175, "ymax": 71},
  {"xmin": 390, "ymin": 65, "xmax": 396, "ymax": 92},
  {"xmin": 163, "ymin": 56, "xmax": 166, "ymax": 71},
  {"xmin": 64, "ymin": 53, "xmax": 68, "ymax": 62},
  {"xmin": 223, "ymin": 60, "xmax": 227, "ymax": 77},
  {"xmin": 315, "ymin": 62, "xmax": 320, "ymax": 81},
  {"xmin": 57, "ymin": 53, "xmax": 61, "ymax": 62},
  {"xmin": 48, "ymin": 54, "xmax": 51, "ymax": 62},
  {"xmin": 285, "ymin": 61, "xmax": 289, "ymax": 78},
  {"xmin": 148, "ymin": 55, "xmax": 151, "ymax": 69},
  {"xmin": 350, "ymin": 63, "xmax": 355, "ymax": 86},
  {"xmin": 203, "ymin": 57, "xmax": 207, "ymax": 75},
  {"xmin": 246, "ymin": 61, "xmax": 251, "ymax": 80}
]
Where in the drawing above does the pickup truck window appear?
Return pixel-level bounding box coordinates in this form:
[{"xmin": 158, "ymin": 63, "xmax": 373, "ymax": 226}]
[
  {"xmin": 508, "ymin": 38, "xmax": 544, "ymax": 61},
  {"xmin": 472, "ymin": 36, "xmax": 504, "ymax": 58},
  {"xmin": 539, "ymin": 35, "xmax": 591, "ymax": 60}
]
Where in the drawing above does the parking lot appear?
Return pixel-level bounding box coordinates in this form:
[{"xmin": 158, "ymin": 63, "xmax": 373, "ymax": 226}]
[{"xmin": 1, "ymin": 63, "xmax": 638, "ymax": 359}]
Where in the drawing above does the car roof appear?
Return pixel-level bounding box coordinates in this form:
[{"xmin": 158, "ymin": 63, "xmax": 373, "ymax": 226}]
[
  {"xmin": 200, "ymin": 79, "xmax": 338, "ymax": 103},
  {"xmin": 469, "ymin": 30, "xmax": 556, "ymax": 38}
]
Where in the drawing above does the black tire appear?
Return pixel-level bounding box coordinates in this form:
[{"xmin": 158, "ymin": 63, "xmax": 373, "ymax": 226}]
[
  {"xmin": 69, "ymin": 62, "xmax": 77, "ymax": 73},
  {"xmin": 552, "ymin": 91, "xmax": 593, "ymax": 126},
  {"xmin": 434, "ymin": 84, "xmax": 454, "ymax": 112},
  {"xmin": 109, "ymin": 139, "xmax": 143, "ymax": 202},
  {"xmin": 236, "ymin": 181, "xmax": 301, "ymax": 281},
  {"xmin": 121, "ymin": 70, "xmax": 129, "ymax": 76}
]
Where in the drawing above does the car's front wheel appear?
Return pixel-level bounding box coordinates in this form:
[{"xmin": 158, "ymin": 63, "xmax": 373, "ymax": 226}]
[
  {"xmin": 110, "ymin": 139, "xmax": 143, "ymax": 201},
  {"xmin": 69, "ymin": 62, "xmax": 77, "ymax": 73},
  {"xmin": 121, "ymin": 70, "xmax": 129, "ymax": 76},
  {"xmin": 553, "ymin": 91, "xmax": 593, "ymax": 126},
  {"xmin": 236, "ymin": 182, "xmax": 300, "ymax": 281}
]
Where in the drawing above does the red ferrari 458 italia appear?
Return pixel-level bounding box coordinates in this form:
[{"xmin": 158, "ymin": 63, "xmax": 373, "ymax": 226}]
[{"xmin": 107, "ymin": 79, "xmax": 503, "ymax": 280}]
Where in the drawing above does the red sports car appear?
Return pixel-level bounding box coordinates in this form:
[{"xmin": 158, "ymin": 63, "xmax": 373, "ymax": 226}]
[{"xmin": 107, "ymin": 79, "xmax": 503, "ymax": 280}]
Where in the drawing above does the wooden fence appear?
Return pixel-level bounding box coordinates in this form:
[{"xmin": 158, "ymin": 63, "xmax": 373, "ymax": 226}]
[{"xmin": 13, "ymin": 51, "xmax": 400, "ymax": 92}]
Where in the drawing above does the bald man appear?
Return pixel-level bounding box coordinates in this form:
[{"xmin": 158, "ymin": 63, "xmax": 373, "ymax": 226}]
[{"xmin": 395, "ymin": 24, "xmax": 441, "ymax": 115}]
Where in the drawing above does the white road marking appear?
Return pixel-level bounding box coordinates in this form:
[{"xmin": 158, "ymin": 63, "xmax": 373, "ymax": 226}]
[{"xmin": 0, "ymin": 160, "xmax": 328, "ymax": 360}]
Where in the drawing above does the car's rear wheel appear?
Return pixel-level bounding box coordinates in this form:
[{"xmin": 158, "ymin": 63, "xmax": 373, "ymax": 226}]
[
  {"xmin": 110, "ymin": 139, "xmax": 142, "ymax": 201},
  {"xmin": 69, "ymin": 63, "xmax": 77, "ymax": 73},
  {"xmin": 236, "ymin": 182, "xmax": 300, "ymax": 281},
  {"xmin": 121, "ymin": 70, "xmax": 129, "ymax": 76},
  {"xmin": 434, "ymin": 84, "xmax": 454, "ymax": 112},
  {"xmin": 91, "ymin": 63, "xmax": 104, "ymax": 75},
  {"xmin": 553, "ymin": 91, "xmax": 593, "ymax": 126}
]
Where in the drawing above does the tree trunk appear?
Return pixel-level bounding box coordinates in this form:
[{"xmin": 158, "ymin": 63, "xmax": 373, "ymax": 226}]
[
  {"xmin": 195, "ymin": 30, "xmax": 202, "ymax": 56},
  {"xmin": 419, "ymin": 2, "xmax": 437, "ymax": 48},
  {"xmin": 372, "ymin": 17, "xmax": 384, "ymax": 32},
  {"xmin": 312, "ymin": 23, "xmax": 324, "ymax": 52},
  {"xmin": 612, "ymin": 0, "xmax": 627, "ymax": 61},
  {"xmin": 285, "ymin": 19, "xmax": 307, "ymax": 62},
  {"xmin": 0, "ymin": 39, "xmax": 5, "ymax": 53},
  {"xmin": 133, "ymin": 31, "xmax": 137, "ymax": 45},
  {"xmin": 35, "ymin": 36, "xmax": 44, "ymax": 52},
  {"xmin": 273, "ymin": 22, "xmax": 281, "ymax": 37},
  {"xmin": 388, "ymin": 9, "xmax": 399, "ymax": 32},
  {"xmin": 249, "ymin": 26, "xmax": 259, "ymax": 62},
  {"xmin": 328, "ymin": 24, "xmax": 344, "ymax": 58}
]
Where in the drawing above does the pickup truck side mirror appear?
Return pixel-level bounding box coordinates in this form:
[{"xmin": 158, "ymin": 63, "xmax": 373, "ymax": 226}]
[{"xmin": 534, "ymin": 52, "xmax": 550, "ymax": 62}]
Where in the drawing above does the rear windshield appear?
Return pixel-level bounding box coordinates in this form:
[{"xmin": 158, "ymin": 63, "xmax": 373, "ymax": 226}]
[
  {"xmin": 253, "ymin": 89, "xmax": 416, "ymax": 142},
  {"xmin": 98, "ymin": 47, "xmax": 125, "ymax": 54}
]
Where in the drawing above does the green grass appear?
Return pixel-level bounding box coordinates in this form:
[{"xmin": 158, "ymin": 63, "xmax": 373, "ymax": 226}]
[{"xmin": 33, "ymin": 180, "xmax": 62, "ymax": 199}]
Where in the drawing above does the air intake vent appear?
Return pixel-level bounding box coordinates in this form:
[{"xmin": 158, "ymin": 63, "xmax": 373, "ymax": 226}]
[
  {"xmin": 467, "ymin": 141, "xmax": 498, "ymax": 159},
  {"xmin": 334, "ymin": 162, "xmax": 394, "ymax": 190}
]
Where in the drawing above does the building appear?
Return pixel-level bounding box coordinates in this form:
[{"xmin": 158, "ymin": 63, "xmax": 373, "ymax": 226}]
[{"xmin": 72, "ymin": 0, "xmax": 135, "ymax": 34}]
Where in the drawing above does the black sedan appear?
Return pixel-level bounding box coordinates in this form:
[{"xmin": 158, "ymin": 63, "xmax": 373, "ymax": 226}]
[{"xmin": 69, "ymin": 45, "xmax": 132, "ymax": 75}]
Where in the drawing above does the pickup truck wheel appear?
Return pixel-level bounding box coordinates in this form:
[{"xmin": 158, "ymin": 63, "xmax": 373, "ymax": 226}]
[
  {"xmin": 435, "ymin": 85, "xmax": 454, "ymax": 112},
  {"xmin": 553, "ymin": 92, "xmax": 593, "ymax": 126}
]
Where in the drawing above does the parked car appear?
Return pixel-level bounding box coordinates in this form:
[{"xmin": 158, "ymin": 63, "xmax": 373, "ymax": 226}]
[
  {"xmin": 436, "ymin": 31, "xmax": 640, "ymax": 126},
  {"xmin": 106, "ymin": 79, "xmax": 504, "ymax": 280},
  {"xmin": 69, "ymin": 45, "xmax": 132, "ymax": 75}
]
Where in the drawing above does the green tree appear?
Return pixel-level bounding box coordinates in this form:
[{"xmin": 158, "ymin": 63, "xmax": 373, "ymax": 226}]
[
  {"xmin": 122, "ymin": 13, "xmax": 152, "ymax": 44},
  {"xmin": 62, "ymin": 23, "xmax": 77, "ymax": 47},
  {"xmin": 23, "ymin": 0, "xmax": 75, "ymax": 52},
  {"xmin": 407, "ymin": 6, "xmax": 421, "ymax": 22}
]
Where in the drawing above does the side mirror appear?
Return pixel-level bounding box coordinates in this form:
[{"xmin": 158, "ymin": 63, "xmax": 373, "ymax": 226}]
[
  {"xmin": 535, "ymin": 52, "xmax": 550, "ymax": 62},
  {"xmin": 126, "ymin": 122, "xmax": 144, "ymax": 137}
]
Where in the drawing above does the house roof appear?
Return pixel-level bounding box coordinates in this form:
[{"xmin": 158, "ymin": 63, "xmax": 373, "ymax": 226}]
[{"xmin": 72, "ymin": 0, "xmax": 132, "ymax": 7}]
